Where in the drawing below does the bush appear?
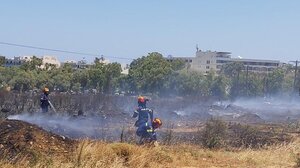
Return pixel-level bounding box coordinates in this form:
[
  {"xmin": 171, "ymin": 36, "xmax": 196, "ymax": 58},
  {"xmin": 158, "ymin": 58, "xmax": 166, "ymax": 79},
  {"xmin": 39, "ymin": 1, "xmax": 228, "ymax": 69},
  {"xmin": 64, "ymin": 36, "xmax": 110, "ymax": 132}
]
[
  {"xmin": 229, "ymin": 123, "xmax": 262, "ymax": 148},
  {"xmin": 227, "ymin": 123, "xmax": 290, "ymax": 148},
  {"xmin": 200, "ymin": 118, "xmax": 227, "ymax": 149}
]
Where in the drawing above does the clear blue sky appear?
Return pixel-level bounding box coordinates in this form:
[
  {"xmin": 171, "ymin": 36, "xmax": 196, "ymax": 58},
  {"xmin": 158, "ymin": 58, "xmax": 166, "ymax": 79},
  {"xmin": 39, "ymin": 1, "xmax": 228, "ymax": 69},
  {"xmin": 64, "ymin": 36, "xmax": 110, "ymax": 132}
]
[{"xmin": 0, "ymin": 0, "xmax": 299, "ymax": 64}]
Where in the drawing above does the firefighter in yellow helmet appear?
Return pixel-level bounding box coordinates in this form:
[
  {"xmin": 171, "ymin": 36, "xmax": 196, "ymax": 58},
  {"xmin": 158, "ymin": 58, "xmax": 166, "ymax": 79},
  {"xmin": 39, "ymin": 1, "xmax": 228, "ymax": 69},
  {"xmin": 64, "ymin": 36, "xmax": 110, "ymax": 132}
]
[
  {"xmin": 136, "ymin": 118, "xmax": 162, "ymax": 144},
  {"xmin": 40, "ymin": 87, "xmax": 50, "ymax": 113}
]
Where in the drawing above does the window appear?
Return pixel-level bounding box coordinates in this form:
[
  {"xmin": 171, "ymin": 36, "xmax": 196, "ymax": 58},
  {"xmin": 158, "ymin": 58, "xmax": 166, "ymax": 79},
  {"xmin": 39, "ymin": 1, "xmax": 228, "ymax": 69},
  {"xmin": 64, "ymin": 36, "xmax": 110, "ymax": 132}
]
[
  {"xmin": 206, "ymin": 66, "xmax": 210, "ymax": 69},
  {"xmin": 206, "ymin": 60, "xmax": 210, "ymax": 64},
  {"xmin": 216, "ymin": 65, "xmax": 222, "ymax": 69},
  {"xmin": 216, "ymin": 60, "xmax": 230, "ymax": 63},
  {"xmin": 189, "ymin": 60, "xmax": 192, "ymax": 63}
]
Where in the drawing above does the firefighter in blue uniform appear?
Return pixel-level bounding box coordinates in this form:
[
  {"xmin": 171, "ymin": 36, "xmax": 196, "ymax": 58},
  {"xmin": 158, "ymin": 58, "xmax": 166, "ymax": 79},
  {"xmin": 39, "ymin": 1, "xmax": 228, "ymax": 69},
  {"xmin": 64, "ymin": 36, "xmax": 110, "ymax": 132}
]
[
  {"xmin": 136, "ymin": 118, "xmax": 162, "ymax": 143},
  {"xmin": 132, "ymin": 96, "xmax": 162, "ymax": 144},
  {"xmin": 40, "ymin": 87, "xmax": 50, "ymax": 113},
  {"xmin": 132, "ymin": 96, "xmax": 152, "ymax": 127}
]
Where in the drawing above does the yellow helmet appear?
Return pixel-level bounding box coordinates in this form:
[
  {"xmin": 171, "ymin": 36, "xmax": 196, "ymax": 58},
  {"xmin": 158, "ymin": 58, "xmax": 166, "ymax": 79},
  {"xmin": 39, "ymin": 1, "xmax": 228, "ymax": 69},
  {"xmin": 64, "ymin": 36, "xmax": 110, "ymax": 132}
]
[
  {"xmin": 152, "ymin": 118, "xmax": 162, "ymax": 129},
  {"xmin": 138, "ymin": 96, "xmax": 145, "ymax": 103},
  {"xmin": 43, "ymin": 87, "xmax": 49, "ymax": 93}
]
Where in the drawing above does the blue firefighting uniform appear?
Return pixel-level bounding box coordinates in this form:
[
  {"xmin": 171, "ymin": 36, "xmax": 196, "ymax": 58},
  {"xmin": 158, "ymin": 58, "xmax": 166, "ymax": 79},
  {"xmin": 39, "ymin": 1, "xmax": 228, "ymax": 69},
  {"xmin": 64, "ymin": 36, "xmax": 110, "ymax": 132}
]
[
  {"xmin": 136, "ymin": 122, "xmax": 157, "ymax": 141},
  {"xmin": 40, "ymin": 93, "xmax": 50, "ymax": 113},
  {"xmin": 132, "ymin": 107, "xmax": 153, "ymax": 127},
  {"xmin": 133, "ymin": 107, "xmax": 156, "ymax": 140}
]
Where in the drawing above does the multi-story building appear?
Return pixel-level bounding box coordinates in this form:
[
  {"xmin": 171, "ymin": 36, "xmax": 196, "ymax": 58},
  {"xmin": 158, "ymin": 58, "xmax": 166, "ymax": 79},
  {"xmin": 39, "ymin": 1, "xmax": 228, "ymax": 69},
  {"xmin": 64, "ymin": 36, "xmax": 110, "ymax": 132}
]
[
  {"xmin": 167, "ymin": 50, "xmax": 281, "ymax": 74},
  {"xmin": 4, "ymin": 56, "xmax": 26, "ymax": 67},
  {"xmin": 4, "ymin": 55, "xmax": 61, "ymax": 69},
  {"xmin": 41, "ymin": 55, "xmax": 61, "ymax": 68}
]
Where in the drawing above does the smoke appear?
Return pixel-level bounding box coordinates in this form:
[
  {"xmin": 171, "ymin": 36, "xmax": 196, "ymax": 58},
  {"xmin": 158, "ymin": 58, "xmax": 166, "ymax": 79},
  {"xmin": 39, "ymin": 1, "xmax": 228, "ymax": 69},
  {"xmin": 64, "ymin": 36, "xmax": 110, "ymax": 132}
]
[
  {"xmin": 7, "ymin": 113, "xmax": 133, "ymax": 140},
  {"xmin": 231, "ymin": 96, "xmax": 300, "ymax": 121},
  {"xmin": 6, "ymin": 95, "xmax": 300, "ymax": 142},
  {"xmin": 163, "ymin": 96, "xmax": 300, "ymax": 122}
]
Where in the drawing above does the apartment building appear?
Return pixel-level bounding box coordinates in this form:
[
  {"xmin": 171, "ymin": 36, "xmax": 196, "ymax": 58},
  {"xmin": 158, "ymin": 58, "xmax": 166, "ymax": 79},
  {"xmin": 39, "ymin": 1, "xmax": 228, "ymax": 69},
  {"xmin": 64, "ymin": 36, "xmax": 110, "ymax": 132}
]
[{"xmin": 167, "ymin": 50, "xmax": 281, "ymax": 74}]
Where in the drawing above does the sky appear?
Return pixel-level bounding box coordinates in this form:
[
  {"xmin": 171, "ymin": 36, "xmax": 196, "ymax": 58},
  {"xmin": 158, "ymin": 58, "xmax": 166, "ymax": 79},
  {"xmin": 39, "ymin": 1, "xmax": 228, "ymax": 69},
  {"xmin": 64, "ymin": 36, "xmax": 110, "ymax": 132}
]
[{"xmin": 0, "ymin": 0, "xmax": 300, "ymax": 64}]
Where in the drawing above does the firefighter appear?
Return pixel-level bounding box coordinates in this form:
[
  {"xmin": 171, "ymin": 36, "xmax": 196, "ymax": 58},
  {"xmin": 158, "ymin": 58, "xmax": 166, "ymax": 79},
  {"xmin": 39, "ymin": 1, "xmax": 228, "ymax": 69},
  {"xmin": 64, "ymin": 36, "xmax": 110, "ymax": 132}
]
[
  {"xmin": 40, "ymin": 87, "xmax": 50, "ymax": 113},
  {"xmin": 132, "ymin": 96, "xmax": 153, "ymax": 127},
  {"xmin": 137, "ymin": 96, "xmax": 149, "ymax": 108},
  {"xmin": 136, "ymin": 118, "xmax": 162, "ymax": 144}
]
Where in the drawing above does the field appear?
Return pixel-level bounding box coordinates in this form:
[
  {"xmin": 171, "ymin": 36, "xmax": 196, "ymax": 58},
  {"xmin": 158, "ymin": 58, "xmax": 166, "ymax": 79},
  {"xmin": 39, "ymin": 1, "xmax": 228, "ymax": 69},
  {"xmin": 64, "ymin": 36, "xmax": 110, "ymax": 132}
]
[
  {"xmin": 0, "ymin": 119, "xmax": 299, "ymax": 168},
  {"xmin": 1, "ymin": 93, "xmax": 300, "ymax": 167}
]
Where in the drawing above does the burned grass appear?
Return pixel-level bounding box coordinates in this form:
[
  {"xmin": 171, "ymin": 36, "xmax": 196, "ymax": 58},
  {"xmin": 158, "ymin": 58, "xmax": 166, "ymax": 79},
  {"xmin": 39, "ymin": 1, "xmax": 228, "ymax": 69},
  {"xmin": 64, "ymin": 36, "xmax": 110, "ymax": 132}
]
[
  {"xmin": 0, "ymin": 119, "xmax": 299, "ymax": 167},
  {"xmin": 0, "ymin": 119, "xmax": 77, "ymax": 165}
]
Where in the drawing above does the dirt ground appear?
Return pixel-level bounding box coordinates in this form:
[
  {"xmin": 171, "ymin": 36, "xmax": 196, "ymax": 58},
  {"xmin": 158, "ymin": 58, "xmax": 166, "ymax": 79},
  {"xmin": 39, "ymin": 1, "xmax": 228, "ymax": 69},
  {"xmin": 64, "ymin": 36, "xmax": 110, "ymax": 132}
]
[{"xmin": 0, "ymin": 119, "xmax": 76, "ymax": 165}]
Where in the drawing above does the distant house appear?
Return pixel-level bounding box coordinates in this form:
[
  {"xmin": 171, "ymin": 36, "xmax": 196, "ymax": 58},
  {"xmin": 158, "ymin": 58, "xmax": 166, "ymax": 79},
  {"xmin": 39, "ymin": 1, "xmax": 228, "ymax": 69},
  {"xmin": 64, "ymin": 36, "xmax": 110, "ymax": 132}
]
[
  {"xmin": 4, "ymin": 55, "xmax": 61, "ymax": 69},
  {"xmin": 41, "ymin": 55, "xmax": 61, "ymax": 68},
  {"xmin": 61, "ymin": 59, "xmax": 91, "ymax": 69},
  {"xmin": 4, "ymin": 56, "xmax": 26, "ymax": 67},
  {"xmin": 121, "ymin": 64, "xmax": 129, "ymax": 75}
]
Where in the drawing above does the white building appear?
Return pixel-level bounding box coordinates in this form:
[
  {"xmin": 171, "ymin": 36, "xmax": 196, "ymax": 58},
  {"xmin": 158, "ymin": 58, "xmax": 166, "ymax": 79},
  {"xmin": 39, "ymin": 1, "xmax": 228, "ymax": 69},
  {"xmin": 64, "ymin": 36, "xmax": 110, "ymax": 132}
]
[
  {"xmin": 167, "ymin": 50, "xmax": 281, "ymax": 74},
  {"xmin": 121, "ymin": 64, "xmax": 129, "ymax": 75},
  {"xmin": 20, "ymin": 55, "xmax": 33, "ymax": 62},
  {"xmin": 41, "ymin": 55, "xmax": 61, "ymax": 68}
]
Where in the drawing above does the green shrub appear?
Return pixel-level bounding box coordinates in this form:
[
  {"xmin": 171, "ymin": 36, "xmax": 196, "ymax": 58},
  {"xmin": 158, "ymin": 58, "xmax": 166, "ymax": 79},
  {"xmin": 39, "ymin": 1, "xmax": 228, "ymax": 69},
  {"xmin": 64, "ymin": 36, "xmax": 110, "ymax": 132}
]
[{"xmin": 200, "ymin": 118, "xmax": 227, "ymax": 149}]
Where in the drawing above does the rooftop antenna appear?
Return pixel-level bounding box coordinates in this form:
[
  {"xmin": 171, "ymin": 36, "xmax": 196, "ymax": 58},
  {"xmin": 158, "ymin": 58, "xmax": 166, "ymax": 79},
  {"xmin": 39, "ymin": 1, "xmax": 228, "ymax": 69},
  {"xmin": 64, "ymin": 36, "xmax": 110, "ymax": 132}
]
[{"xmin": 196, "ymin": 44, "xmax": 199, "ymax": 52}]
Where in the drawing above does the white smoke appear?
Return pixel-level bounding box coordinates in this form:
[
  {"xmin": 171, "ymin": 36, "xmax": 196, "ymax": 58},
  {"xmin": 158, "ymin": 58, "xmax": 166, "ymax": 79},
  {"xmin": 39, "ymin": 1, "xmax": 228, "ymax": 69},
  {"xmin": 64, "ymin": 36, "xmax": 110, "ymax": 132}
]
[
  {"xmin": 7, "ymin": 113, "xmax": 131, "ymax": 140},
  {"xmin": 231, "ymin": 96, "xmax": 300, "ymax": 121}
]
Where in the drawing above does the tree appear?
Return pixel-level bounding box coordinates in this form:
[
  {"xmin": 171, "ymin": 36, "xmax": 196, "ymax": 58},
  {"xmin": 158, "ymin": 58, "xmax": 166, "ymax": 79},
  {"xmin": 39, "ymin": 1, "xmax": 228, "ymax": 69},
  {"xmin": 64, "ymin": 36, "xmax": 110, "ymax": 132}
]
[
  {"xmin": 210, "ymin": 75, "xmax": 229, "ymax": 99},
  {"xmin": 103, "ymin": 63, "xmax": 122, "ymax": 94},
  {"xmin": 0, "ymin": 56, "xmax": 5, "ymax": 66},
  {"xmin": 266, "ymin": 68, "xmax": 285, "ymax": 95},
  {"xmin": 71, "ymin": 69, "xmax": 89, "ymax": 90},
  {"xmin": 20, "ymin": 56, "xmax": 42, "ymax": 71},
  {"xmin": 8, "ymin": 70, "xmax": 36, "ymax": 92},
  {"xmin": 88, "ymin": 63, "xmax": 105, "ymax": 91},
  {"xmin": 50, "ymin": 72, "xmax": 71, "ymax": 92},
  {"xmin": 129, "ymin": 52, "xmax": 172, "ymax": 94},
  {"xmin": 44, "ymin": 63, "xmax": 57, "ymax": 70},
  {"xmin": 116, "ymin": 74, "xmax": 131, "ymax": 93},
  {"xmin": 221, "ymin": 62, "xmax": 245, "ymax": 98},
  {"xmin": 176, "ymin": 70, "xmax": 210, "ymax": 97},
  {"xmin": 221, "ymin": 62, "xmax": 244, "ymax": 78},
  {"xmin": 170, "ymin": 59, "xmax": 185, "ymax": 71}
]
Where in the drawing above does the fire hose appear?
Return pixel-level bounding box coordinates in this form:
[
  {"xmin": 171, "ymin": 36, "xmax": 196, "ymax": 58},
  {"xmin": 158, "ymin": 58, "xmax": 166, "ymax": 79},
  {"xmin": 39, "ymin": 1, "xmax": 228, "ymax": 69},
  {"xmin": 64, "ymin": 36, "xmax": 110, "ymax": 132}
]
[{"xmin": 48, "ymin": 100, "xmax": 57, "ymax": 113}]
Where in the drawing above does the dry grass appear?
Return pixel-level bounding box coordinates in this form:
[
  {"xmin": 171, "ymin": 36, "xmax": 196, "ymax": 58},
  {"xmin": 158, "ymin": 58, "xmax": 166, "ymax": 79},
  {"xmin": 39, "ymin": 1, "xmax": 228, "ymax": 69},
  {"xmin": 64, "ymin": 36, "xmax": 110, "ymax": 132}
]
[{"xmin": 1, "ymin": 138, "xmax": 300, "ymax": 168}]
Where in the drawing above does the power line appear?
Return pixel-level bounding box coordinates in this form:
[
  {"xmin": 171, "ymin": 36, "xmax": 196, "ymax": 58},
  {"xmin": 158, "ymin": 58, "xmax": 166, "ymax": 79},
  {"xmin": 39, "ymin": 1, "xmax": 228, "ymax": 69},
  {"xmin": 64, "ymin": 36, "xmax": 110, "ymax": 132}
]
[{"xmin": 0, "ymin": 41, "xmax": 133, "ymax": 60}]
